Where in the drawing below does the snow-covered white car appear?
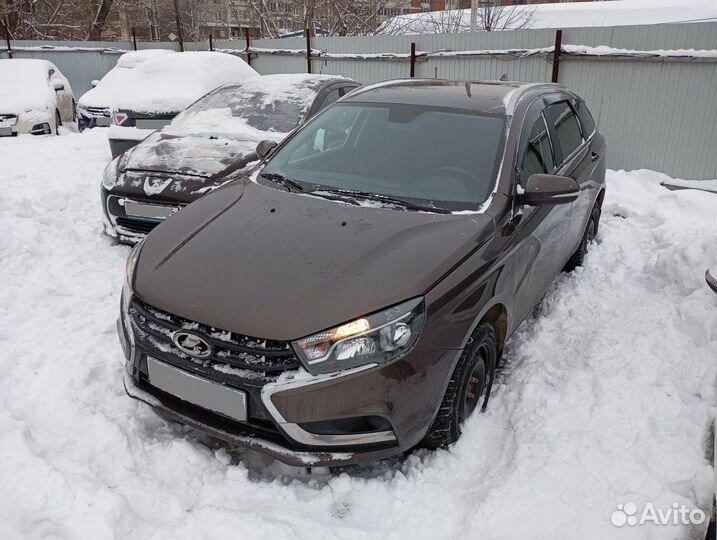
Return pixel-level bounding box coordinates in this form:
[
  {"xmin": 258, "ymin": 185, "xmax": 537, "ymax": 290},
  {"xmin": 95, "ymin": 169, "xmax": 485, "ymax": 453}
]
[
  {"xmin": 77, "ymin": 49, "xmax": 174, "ymax": 131},
  {"xmin": 0, "ymin": 59, "xmax": 75, "ymax": 136},
  {"xmin": 108, "ymin": 51, "xmax": 258, "ymax": 158}
]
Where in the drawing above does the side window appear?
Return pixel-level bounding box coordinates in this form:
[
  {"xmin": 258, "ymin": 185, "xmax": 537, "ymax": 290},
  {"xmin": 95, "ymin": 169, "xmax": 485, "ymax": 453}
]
[
  {"xmin": 519, "ymin": 114, "xmax": 555, "ymax": 187},
  {"xmin": 574, "ymin": 100, "xmax": 596, "ymax": 138},
  {"xmin": 545, "ymin": 101, "xmax": 583, "ymax": 161},
  {"xmin": 317, "ymin": 89, "xmax": 341, "ymax": 112}
]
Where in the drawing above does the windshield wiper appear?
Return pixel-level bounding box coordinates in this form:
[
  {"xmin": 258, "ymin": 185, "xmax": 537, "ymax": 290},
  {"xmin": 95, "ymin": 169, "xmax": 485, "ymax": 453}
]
[
  {"xmin": 260, "ymin": 172, "xmax": 305, "ymax": 193},
  {"xmin": 314, "ymin": 188, "xmax": 450, "ymax": 214}
]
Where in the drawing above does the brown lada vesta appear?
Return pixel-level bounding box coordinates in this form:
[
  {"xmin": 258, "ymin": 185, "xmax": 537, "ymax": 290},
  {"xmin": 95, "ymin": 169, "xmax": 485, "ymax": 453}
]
[{"xmin": 119, "ymin": 79, "xmax": 606, "ymax": 467}]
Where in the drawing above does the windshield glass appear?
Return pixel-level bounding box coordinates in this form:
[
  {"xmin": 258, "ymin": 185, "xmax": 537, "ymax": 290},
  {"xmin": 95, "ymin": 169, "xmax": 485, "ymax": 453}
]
[
  {"xmin": 97, "ymin": 66, "xmax": 132, "ymax": 88},
  {"xmin": 166, "ymin": 81, "xmax": 315, "ymax": 140},
  {"xmin": 260, "ymin": 103, "xmax": 505, "ymax": 211}
]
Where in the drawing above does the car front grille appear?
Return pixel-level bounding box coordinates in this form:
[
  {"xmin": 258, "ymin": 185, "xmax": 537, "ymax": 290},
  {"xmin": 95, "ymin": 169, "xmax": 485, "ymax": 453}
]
[
  {"xmin": 129, "ymin": 298, "xmax": 302, "ymax": 383},
  {"xmin": 115, "ymin": 217, "xmax": 159, "ymax": 234},
  {"xmin": 86, "ymin": 107, "xmax": 110, "ymax": 117}
]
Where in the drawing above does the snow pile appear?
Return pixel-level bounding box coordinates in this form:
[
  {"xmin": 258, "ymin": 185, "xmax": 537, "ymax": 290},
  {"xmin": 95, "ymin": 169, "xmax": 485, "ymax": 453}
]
[
  {"xmin": 379, "ymin": 0, "xmax": 717, "ymax": 35},
  {"xmin": 112, "ymin": 52, "xmax": 258, "ymax": 114},
  {"xmin": 0, "ymin": 132, "xmax": 715, "ymax": 539}
]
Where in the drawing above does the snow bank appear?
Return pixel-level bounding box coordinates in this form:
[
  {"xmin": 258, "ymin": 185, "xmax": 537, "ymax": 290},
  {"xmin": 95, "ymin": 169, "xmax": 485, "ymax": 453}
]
[
  {"xmin": 0, "ymin": 133, "xmax": 715, "ymax": 539},
  {"xmin": 379, "ymin": 0, "xmax": 717, "ymax": 34}
]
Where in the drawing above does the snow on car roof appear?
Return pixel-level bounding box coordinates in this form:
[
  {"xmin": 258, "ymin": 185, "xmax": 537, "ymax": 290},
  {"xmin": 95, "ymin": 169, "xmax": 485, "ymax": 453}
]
[
  {"xmin": 0, "ymin": 59, "xmax": 57, "ymax": 112},
  {"xmin": 379, "ymin": 0, "xmax": 717, "ymax": 34},
  {"xmin": 116, "ymin": 48, "xmax": 175, "ymax": 69},
  {"xmin": 112, "ymin": 51, "xmax": 258, "ymax": 114}
]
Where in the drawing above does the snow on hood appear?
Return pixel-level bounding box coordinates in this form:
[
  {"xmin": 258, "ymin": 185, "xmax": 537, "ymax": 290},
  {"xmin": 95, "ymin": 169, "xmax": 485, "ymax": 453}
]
[
  {"xmin": 119, "ymin": 130, "xmax": 262, "ymax": 178},
  {"xmin": 0, "ymin": 59, "xmax": 54, "ymax": 114},
  {"xmin": 112, "ymin": 52, "xmax": 258, "ymax": 114}
]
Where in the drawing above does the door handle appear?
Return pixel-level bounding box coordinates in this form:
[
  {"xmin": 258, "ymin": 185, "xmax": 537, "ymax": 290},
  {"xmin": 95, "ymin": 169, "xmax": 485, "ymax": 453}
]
[{"xmin": 591, "ymin": 151, "xmax": 600, "ymax": 162}]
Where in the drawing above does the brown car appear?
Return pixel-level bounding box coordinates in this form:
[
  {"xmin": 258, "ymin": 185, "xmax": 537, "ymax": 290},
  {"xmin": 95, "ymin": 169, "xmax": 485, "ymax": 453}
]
[{"xmin": 119, "ymin": 79, "xmax": 606, "ymax": 467}]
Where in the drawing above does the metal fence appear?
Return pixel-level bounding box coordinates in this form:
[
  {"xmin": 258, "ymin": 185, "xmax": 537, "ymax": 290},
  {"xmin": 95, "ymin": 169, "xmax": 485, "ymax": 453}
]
[{"xmin": 2, "ymin": 22, "xmax": 716, "ymax": 179}]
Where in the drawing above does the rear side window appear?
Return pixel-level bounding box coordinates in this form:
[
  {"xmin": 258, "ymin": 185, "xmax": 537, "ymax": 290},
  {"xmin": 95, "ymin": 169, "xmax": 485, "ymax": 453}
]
[
  {"xmin": 545, "ymin": 101, "xmax": 583, "ymax": 161},
  {"xmin": 574, "ymin": 100, "xmax": 596, "ymax": 138},
  {"xmin": 520, "ymin": 115, "xmax": 555, "ymax": 186}
]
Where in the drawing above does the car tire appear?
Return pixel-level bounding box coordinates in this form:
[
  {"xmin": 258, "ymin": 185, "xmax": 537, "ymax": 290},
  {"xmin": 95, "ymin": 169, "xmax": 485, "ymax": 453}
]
[
  {"xmin": 564, "ymin": 204, "xmax": 601, "ymax": 271},
  {"xmin": 422, "ymin": 322, "xmax": 497, "ymax": 450},
  {"xmin": 55, "ymin": 109, "xmax": 62, "ymax": 135}
]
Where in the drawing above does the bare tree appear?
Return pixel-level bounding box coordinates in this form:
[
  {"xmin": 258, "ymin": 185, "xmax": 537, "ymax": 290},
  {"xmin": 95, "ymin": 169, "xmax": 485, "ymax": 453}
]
[{"xmin": 379, "ymin": 2, "xmax": 535, "ymax": 35}]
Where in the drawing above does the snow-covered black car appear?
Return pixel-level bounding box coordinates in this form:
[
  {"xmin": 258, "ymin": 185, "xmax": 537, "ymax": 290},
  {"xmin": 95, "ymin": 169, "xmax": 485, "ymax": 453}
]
[
  {"xmin": 77, "ymin": 49, "xmax": 174, "ymax": 131},
  {"xmin": 107, "ymin": 51, "xmax": 258, "ymax": 158},
  {"xmin": 0, "ymin": 59, "xmax": 75, "ymax": 136},
  {"xmin": 101, "ymin": 73, "xmax": 358, "ymax": 243}
]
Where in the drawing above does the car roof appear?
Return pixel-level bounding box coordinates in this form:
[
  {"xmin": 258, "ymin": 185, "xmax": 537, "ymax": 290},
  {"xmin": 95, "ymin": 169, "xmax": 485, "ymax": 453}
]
[{"xmin": 342, "ymin": 79, "xmax": 563, "ymax": 115}]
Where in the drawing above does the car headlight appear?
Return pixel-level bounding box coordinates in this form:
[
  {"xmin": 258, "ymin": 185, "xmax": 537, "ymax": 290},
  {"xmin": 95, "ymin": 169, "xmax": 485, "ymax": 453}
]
[
  {"xmin": 102, "ymin": 158, "xmax": 120, "ymax": 190},
  {"xmin": 293, "ymin": 297, "xmax": 425, "ymax": 374},
  {"xmin": 122, "ymin": 241, "xmax": 142, "ymax": 314}
]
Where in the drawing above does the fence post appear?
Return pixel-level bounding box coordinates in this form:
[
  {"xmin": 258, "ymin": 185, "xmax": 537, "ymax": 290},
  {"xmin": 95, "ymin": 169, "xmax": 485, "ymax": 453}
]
[
  {"xmin": 171, "ymin": 0, "xmax": 185, "ymax": 52},
  {"xmin": 4, "ymin": 34, "xmax": 11, "ymax": 59},
  {"xmin": 551, "ymin": 29, "xmax": 562, "ymax": 83},
  {"xmin": 244, "ymin": 28, "xmax": 251, "ymax": 67},
  {"xmin": 131, "ymin": 27, "xmax": 137, "ymax": 51},
  {"xmin": 305, "ymin": 29, "xmax": 312, "ymax": 74},
  {"xmin": 209, "ymin": 33, "xmax": 213, "ymax": 51},
  {"xmin": 410, "ymin": 42, "xmax": 416, "ymax": 77}
]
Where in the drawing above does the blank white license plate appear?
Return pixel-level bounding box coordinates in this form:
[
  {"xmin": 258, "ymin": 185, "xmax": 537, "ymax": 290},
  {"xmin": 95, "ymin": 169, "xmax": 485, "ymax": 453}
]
[
  {"xmin": 95, "ymin": 117, "xmax": 111, "ymax": 127},
  {"xmin": 0, "ymin": 127, "xmax": 12, "ymax": 136},
  {"xmin": 135, "ymin": 119, "xmax": 170, "ymax": 130},
  {"xmin": 124, "ymin": 200, "xmax": 177, "ymax": 220},
  {"xmin": 147, "ymin": 357, "xmax": 247, "ymax": 421}
]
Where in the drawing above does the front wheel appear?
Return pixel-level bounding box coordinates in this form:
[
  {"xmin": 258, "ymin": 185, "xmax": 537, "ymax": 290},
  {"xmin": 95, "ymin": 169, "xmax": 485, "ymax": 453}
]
[
  {"xmin": 422, "ymin": 323, "xmax": 497, "ymax": 449},
  {"xmin": 564, "ymin": 204, "xmax": 600, "ymax": 271}
]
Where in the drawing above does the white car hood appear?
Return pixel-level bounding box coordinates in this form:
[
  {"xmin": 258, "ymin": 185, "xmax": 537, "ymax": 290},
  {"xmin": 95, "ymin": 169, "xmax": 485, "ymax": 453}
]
[
  {"xmin": 78, "ymin": 85, "xmax": 114, "ymax": 109},
  {"xmin": 0, "ymin": 88, "xmax": 52, "ymax": 115}
]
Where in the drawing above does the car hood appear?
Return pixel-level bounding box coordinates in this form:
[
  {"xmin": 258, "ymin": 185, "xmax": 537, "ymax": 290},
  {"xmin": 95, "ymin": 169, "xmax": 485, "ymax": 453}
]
[
  {"xmin": 0, "ymin": 89, "xmax": 51, "ymax": 115},
  {"xmin": 78, "ymin": 85, "xmax": 113, "ymax": 109},
  {"xmin": 112, "ymin": 132, "xmax": 260, "ymax": 203},
  {"xmin": 133, "ymin": 179, "xmax": 495, "ymax": 341}
]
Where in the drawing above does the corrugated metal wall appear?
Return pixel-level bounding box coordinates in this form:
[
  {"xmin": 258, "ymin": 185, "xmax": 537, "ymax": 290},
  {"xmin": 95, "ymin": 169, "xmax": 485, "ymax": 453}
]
[{"xmin": 2, "ymin": 22, "xmax": 716, "ymax": 179}]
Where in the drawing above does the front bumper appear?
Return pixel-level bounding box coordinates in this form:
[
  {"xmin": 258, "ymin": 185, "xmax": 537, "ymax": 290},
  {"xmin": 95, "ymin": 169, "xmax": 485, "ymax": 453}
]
[
  {"xmin": 118, "ymin": 297, "xmax": 457, "ymax": 467},
  {"xmin": 102, "ymin": 188, "xmax": 182, "ymax": 245}
]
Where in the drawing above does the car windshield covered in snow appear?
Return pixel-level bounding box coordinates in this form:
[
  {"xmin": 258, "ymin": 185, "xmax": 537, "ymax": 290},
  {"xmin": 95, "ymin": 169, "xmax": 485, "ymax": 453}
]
[
  {"xmin": 165, "ymin": 77, "xmax": 326, "ymax": 140},
  {"xmin": 0, "ymin": 60, "xmax": 46, "ymax": 97},
  {"xmin": 261, "ymin": 103, "xmax": 506, "ymax": 211}
]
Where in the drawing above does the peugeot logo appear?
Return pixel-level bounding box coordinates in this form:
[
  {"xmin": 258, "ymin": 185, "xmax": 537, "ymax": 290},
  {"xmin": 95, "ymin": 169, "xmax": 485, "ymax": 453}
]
[{"xmin": 172, "ymin": 331, "xmax": 212, "ymax": 358}]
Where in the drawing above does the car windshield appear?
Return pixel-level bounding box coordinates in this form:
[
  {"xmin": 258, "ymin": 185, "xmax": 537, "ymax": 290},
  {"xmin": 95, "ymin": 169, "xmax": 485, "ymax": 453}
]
[
  {"xmin": 166, "ymin": 82, "xmax": 315, "ymax": 140},
  {"xmin": 97, "ymin": 66, "xmax": 132, "ymax": 88},
  {"xmin": 0, "ymin": 62, "xmax": 46, "ymax": 94},
  {"xmin": 260, "ymin": 103, "xmax": 506, "ymax": 212}
]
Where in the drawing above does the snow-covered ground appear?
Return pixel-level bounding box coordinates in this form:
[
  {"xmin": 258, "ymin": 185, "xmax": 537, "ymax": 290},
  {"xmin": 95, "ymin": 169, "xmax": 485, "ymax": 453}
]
[{"xmin": 0, "ymin": 130, "xmax": 716, "ymax": 540}]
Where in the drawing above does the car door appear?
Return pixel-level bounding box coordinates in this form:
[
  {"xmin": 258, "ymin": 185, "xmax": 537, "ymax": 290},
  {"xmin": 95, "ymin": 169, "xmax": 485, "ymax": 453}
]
[
  {"xmin": 543, "ymin": 97, "xmax": 592, "ymax": 262},
  {"xmin": 510, "ymin": 97, "xmax": 572, "ymax": 324},
  {"xmin": 48, "ymin": 67, "xmax": 71, "ymax": 121}
]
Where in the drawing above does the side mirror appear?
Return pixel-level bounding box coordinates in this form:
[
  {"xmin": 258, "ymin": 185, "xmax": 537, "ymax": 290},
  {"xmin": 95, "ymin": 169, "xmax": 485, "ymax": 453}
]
[
  {"xmin": 256, "ymin": 139, "xmax": 278, "ymax": 160},
  {"xmin": 53, "ymin": 81, "xmax": 65, "ymax": 91},
  {"xmin": 91, "ymin": 79, "xmax": 100, "ymax": 88},
  {"xmin": 521, "ymin": 174, "xmax": 579, "ymax": 206}
]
